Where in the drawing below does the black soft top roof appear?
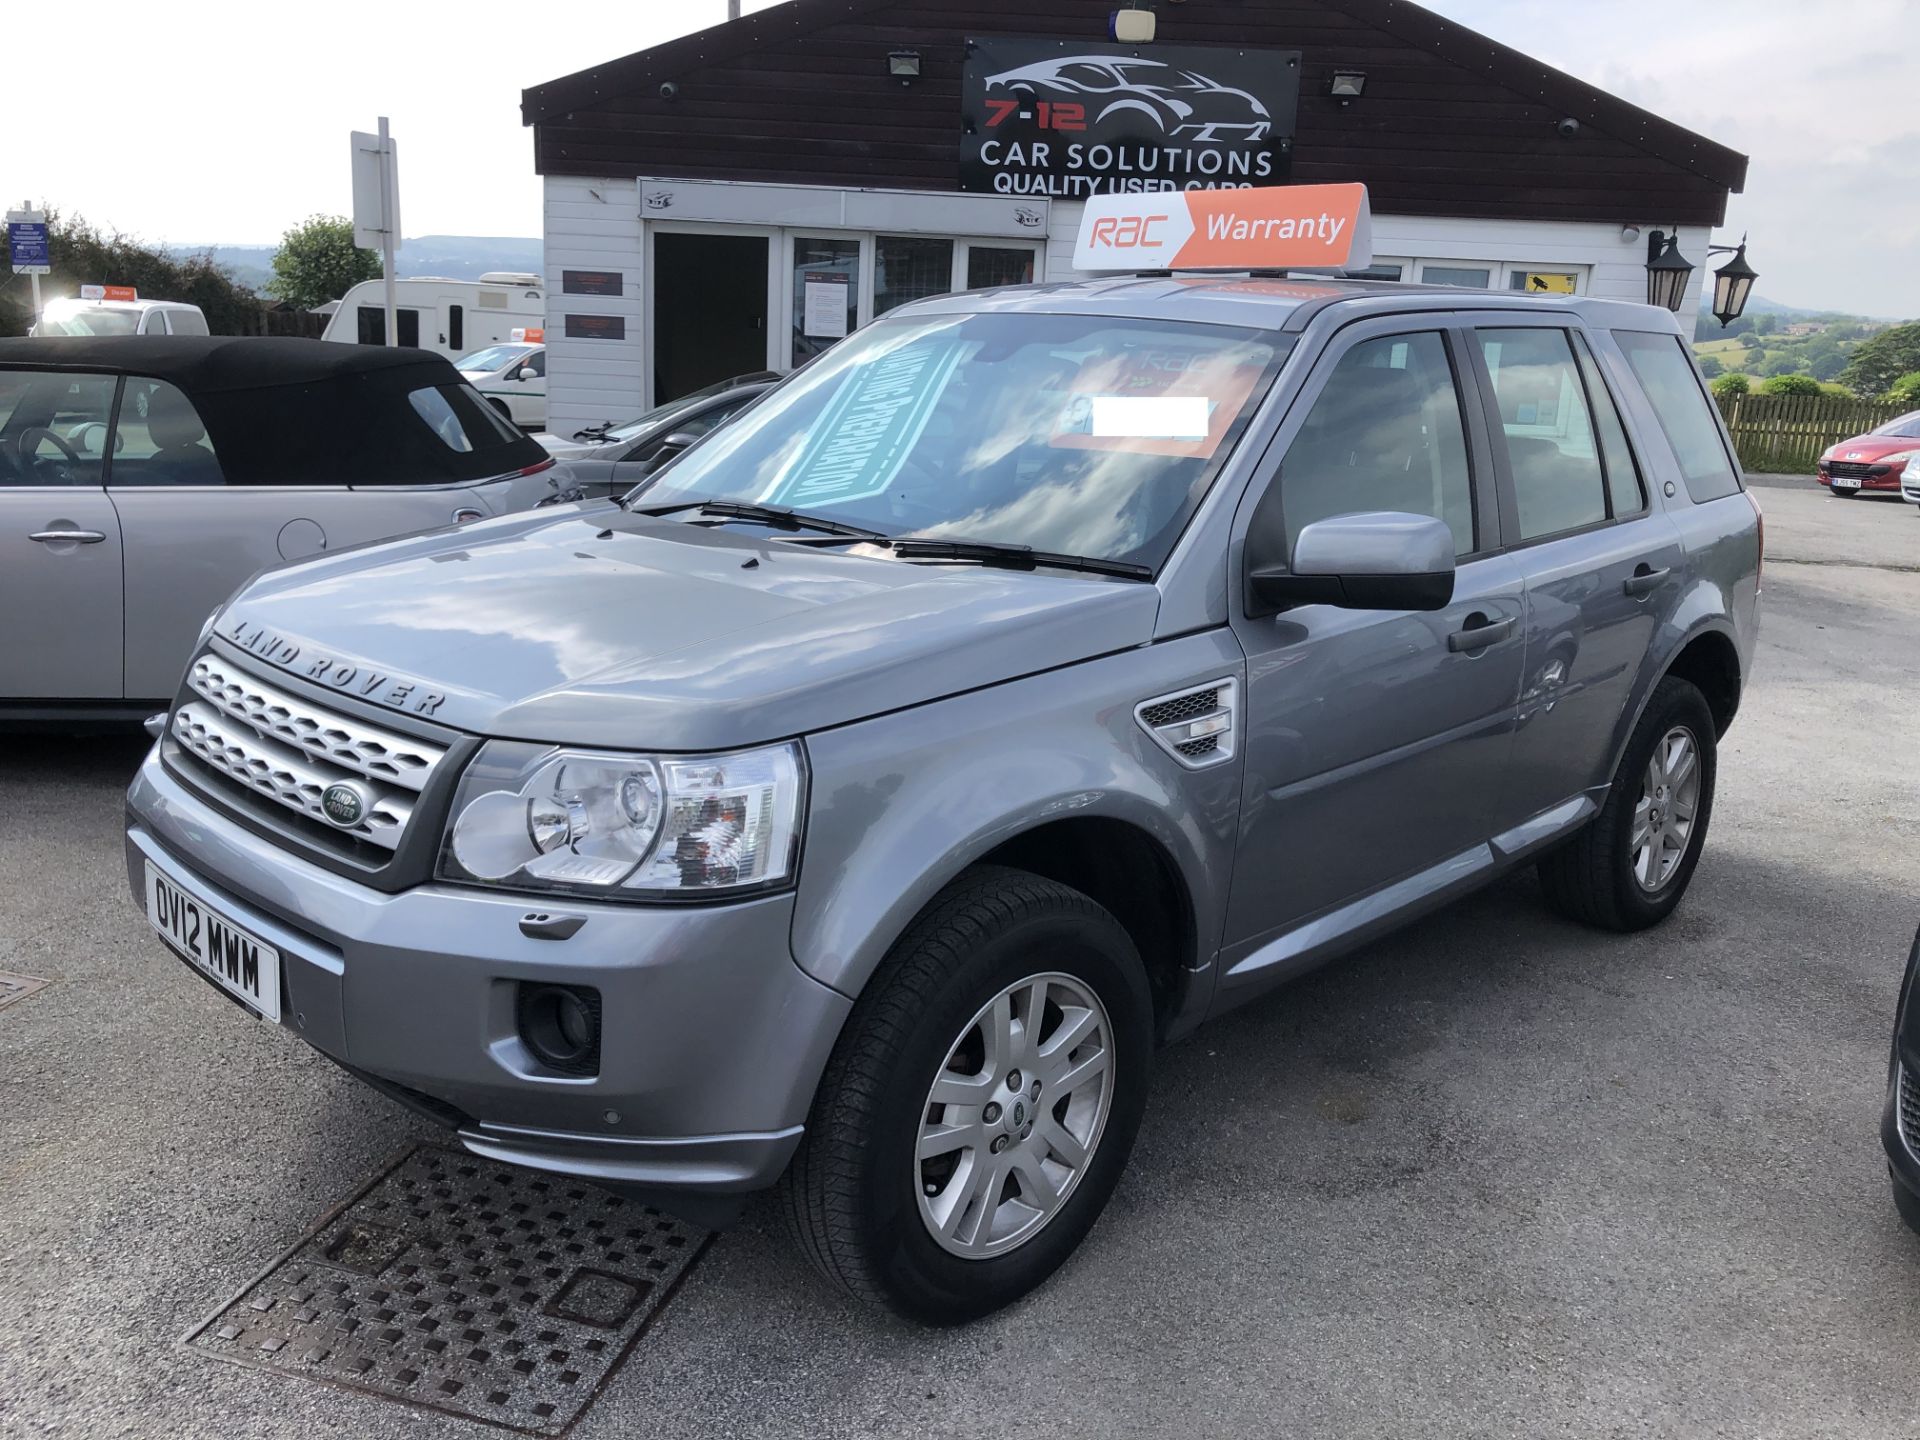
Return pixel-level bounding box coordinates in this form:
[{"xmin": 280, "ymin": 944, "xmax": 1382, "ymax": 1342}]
[
  {"xmin": 0, "ymin": 336, "xmax": 549, "ymax": 486},
  {"xmin": 0, "ymin": 335, "xmax": 449, "ymax": 391}
]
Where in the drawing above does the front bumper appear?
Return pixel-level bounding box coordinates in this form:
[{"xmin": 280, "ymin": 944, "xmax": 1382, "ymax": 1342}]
[{"xmin": 125, "ymin": 744, "xmax": 851, "ymax": 1197}]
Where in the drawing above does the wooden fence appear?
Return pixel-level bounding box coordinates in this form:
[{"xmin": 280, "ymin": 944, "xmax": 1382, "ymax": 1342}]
[{"xmin": 1715, "ymin": 393, "xmax": 1908, "ymax": 473}]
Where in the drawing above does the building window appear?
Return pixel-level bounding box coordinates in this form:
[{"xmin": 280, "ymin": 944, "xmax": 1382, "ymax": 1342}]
[
  {"xmin": 792, "ymin": 237, "xmax": 861, "ymax": 368},
  {"xmin": 1419, "ymin": 263, "xmax": 1493, "ymax": 289},
  {"xmin": 1508, "ymin": 270, "xmax": 1580, "ymax": 295},
  {"xmin": 875, "ymin": 236, "xmax": 954, "ymax": 316},
  {"xmin": 967, "ymin": 246, "xmax": 1037, "ymax": 290}
]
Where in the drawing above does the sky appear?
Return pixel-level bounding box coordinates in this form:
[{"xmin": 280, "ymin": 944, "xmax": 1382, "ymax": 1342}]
[{"xmin": 5, "ymin": 0, "xmax": 1916, "ymax": 316}]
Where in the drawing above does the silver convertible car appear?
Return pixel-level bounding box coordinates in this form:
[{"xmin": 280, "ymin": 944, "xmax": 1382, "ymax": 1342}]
[{"xmin": 0, "ymin": 337, "xmax": 561, "ymax": 724}]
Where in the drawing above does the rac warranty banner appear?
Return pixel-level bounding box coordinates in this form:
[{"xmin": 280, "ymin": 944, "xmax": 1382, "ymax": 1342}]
[{"xmin": 1073, "ymin": 183, "xmax": 1372, "ymax": 273}]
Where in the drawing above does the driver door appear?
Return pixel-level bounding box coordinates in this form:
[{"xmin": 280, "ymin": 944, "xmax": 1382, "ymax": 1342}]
[{"xmin": 0, "ymin": 369, "xmax": 126, "ymax": 700}]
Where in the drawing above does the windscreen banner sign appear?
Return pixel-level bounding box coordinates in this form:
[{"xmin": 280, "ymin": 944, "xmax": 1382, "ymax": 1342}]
[
  {"xmin": 767, "ymin": 338, "xmax": 963, "ymax": 509},
  {"xmin": 1072, "ymin": 184, "xmax": 1372, "ymax": 274},
  {"xmin": 962, "ymin": 38, "xmax": 1299, "ymax": 198}
]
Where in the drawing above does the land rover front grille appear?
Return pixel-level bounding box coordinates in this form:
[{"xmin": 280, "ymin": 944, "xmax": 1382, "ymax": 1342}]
[
  {"xmin": 1900, "ymin": 1065, "xmax": 1920, "ymax": 1153},
  {"xmin": 169, "ymin": 658, "xmax": 448, "ymax": 852}
]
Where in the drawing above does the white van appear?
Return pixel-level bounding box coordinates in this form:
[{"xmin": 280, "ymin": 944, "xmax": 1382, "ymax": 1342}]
[
  {"xmin": 32, "ymin": 293, "xmax": 210, "ymax": 337},
  {"xmin": 320, "ymin": 273, "xmax": 544, "ymax": 363}
]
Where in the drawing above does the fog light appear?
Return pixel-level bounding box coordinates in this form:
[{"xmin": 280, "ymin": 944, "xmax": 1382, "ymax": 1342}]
[{"xmin": 517, "ymin": 983, "xmax": 602, "ymax": 1076}]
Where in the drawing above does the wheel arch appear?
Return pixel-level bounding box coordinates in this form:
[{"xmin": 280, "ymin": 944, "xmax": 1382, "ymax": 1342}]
[{"xmin": 1604, "ymin": 618, "xmax": 1743, "ymax": 781}]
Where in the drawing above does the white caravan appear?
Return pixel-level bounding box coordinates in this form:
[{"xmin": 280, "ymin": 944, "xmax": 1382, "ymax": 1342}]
[{"xmin": 320, "ymin": 273, "xmax": 544, "ymax": 362}]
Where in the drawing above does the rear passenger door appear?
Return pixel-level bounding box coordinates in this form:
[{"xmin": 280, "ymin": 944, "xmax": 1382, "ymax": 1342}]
[{"xmin": 1464, "ymin": 319, "xmax": 1685, "ymax": 825}]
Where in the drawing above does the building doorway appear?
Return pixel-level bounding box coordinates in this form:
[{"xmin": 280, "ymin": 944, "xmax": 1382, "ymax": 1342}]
[{"xmin": 653, "ymin": 232, "xmax": 769, "ymax": 403}]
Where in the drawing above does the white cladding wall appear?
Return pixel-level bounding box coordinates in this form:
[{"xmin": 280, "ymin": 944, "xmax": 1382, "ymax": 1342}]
[
  {"xmin": 542, "ymin": 174, "xmax": 1711, "ymax": 436},
  {"xmin": 543, "ymin": 176, "xmax": 647, "ymax": 441}
]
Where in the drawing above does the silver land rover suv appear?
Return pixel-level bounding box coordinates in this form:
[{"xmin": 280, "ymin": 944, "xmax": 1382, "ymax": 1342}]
[{"xmin": 126, "ymin": 277, "xmax": 1761, "ymax": 1323}]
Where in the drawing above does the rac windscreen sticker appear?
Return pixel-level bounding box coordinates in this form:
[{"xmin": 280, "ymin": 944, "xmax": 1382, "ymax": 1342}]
[{"xmin": 766, "ymin": 339, "xmax": 964, "ymax": 508}]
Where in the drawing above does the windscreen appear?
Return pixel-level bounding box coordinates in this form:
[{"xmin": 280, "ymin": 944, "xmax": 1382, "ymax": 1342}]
[
  {"xmin": 455, "ymin": 345, "xmax": 533, "ymax": 374},
  {"xmin": 37, "ymin": 306, "xmax": 140, "ymax": 336},
  {"xmin": 1870, "ymin": 411, "xmax": 1920, "ymax": 439},
  {"xmin": 633, "ymin": 312, "xmax": 1289, "ymax": 570}
]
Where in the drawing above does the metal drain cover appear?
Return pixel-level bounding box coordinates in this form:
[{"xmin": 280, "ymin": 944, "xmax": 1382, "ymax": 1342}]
[
  {"xmin": 0, "ymin": 971, "xmax": 49, "ymax": 1012},
  {"xmin": 185, "ymin": 1145, "xmax": 709, "ymax": 1435}
]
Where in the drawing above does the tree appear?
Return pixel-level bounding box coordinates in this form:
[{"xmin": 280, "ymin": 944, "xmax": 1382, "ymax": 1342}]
[
  {"xmin": 1763, "ymin": 355, "xmax": 1797, "ymax": 377},
  {"xmin": 1697, "ymin": 354, "xmax": 1725, "ymax": 378},
  {"xmin": 1811, "ymin": 352, "xmax": 1847, "ymax": 381},
  {"xmin": 1760, "ymin": 373, "xmax": 1821, "ymax": 396},
  {"xmin": 1887, "ymin": 371, "xmax": 1920, "ymax": 406},
  {"xmin": 1838, "ymin": 322, "xmax": 1920, "ymax": 398},
  {"xmin": 1711, "ymin": 372, "xmax": 1750, "ymax": 398},
  {"xmin": 267, "ymin": 215, "xmax": 381, "ymax": 311},
  {"xmin": 0, "ymin": 209, "xmax": 261, "ymax": 337}
]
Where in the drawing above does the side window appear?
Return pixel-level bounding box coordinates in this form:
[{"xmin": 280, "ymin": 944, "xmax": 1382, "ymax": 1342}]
[
  {"xmin": 525, "ymin": 350, "xmax": 546, "ymax": 379},
  {"xmin": 407, "ymin": 384, "xmax": 524, "ymax": 456},
  {"xmin": 1475, "ymin": 328, "xmax": 1607, "ymax": 541},
  {"xmin": 1572, "ymin": 332, "xmax": 1645, "ymax": 517},
  {"xmin": 112, "ymin": 379, "xmax": 225, "ymax": 487},
  {"xmin": 355, "ymin": 306, "xmax": 421, "ymax": 348},
  {"xmin": 168, "ymin": 309, "xmax": 210, "ymax": 336},
  {"xmin": 0, "ymin": 370, "xmax": 119, "ymax": 487},
  {"xmin": 141, "ymin": 311, "xmax": 169, "ymax": 335},
  {"xmin": 1263, "ymin": 331, "xmax": 1475, "ymax": 560},
  {"xmin": 1612, "ymin": 331, "xmax": 1742, "ymax": 503},
  {"xmin": 448, "ymin": 304, "xmax": 464, "ymax": 354}
]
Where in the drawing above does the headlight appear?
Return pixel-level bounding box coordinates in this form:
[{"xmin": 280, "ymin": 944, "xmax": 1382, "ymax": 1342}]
[
  {"xmin": 1878, "ymin": 449, "xmax": 1916, "ymax": 469},
  {"xmin": 442, "ymin": 740, "xmax": 804, "ymax": 899}
]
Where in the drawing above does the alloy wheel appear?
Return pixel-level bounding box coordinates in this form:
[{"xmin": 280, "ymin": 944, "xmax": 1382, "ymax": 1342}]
[
  {"xmin": 915, "ymin": 972, "xmax": 1115, "ymax": 1260},
  {"xmin": 1630, "ymin": 725, "xmax": 1702, "ymax": 892}
]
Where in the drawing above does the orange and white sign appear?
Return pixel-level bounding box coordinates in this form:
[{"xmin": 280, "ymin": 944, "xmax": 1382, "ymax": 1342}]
[
  {"xmin": 80, "ymin": 283, "xmax": 139, "ymax": 302},
  {"xmin": 1073, "ymin": 183, "xmax": 1371, "ymax": 275},
  {"xmin": 511, "ymin": 327, "xmax": 545, "ymax": 343}
]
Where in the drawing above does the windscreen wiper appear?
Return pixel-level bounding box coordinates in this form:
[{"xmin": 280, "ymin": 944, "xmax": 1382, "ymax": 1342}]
[
  {"xmin": 640, "ymin": 498, "xmax": 890, "ymax": 542},
  {"xmin": 571, "ymin": 422, "xmax": 616, "ymax": 442},
  {"xmin": 889, "ymin": 537, "xmax": 1152, "ymax": 581}
]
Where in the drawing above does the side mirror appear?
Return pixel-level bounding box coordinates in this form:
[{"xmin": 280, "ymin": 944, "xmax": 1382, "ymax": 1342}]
[
  {"xmin": 1246, "ymin": 510, "xmax": 1456, "ymax": 617},
  {"xmin": 517, "ymin": 366, "xmax": 539, "ymax": 382}
]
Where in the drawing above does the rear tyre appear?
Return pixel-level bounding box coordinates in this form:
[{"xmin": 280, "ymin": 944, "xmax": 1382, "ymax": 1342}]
[
  {"xmin": 779, "ymin": 865, "xmax": 1152, "ymax": 1324},
  {"xmin": 1537, "ymin": 675, "xmax": 1717, "ymax": 932}
]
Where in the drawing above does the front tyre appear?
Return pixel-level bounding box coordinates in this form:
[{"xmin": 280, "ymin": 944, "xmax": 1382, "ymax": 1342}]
[
  {"xmin": 779, "ymin": 866, "xmax": 1152, "ymax": 1324},
  {"xmin": 1537, "ymin": 675, "xmax": 1717, "ymax": 932}
]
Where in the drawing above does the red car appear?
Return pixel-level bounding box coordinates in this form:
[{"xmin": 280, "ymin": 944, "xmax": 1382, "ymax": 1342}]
[{"xmin": 1817, "ymin": 410, "xmax": 1920, "ymax": 495}]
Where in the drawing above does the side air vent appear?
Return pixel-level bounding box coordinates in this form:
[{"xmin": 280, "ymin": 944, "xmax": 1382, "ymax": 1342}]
[{"xmin": 1136, "ymin": 678, "xmax": 1238, "ymax": 768}]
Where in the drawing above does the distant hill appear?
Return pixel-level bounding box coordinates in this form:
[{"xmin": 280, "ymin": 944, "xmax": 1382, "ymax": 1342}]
[{"xmin": 168, "ymin": 235, "xmax": 544, "ymax": 290}]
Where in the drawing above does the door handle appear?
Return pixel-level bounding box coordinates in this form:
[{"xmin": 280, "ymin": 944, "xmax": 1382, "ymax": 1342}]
[
  {"xmin": 1448, "ymin": 613, "xmax": 1516, "ymax": 653},
  {"xmin": 1623, "ymin": 564, "xmax": 1670, "ymax": 598},
  {"xmin": 29, "ymin": 529, "xmax": 107, "ymax": 544}
]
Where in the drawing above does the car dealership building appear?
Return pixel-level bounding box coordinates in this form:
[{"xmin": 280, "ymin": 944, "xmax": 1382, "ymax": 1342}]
[{"xmin": 522, "ymin": 0, "xmax": 1747, "ymax": 439}]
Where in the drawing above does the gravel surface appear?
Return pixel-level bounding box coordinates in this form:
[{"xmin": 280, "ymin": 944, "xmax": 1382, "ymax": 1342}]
[{"xmin": 2, "ymin": 477, "xmax": 1916, "ymax": 1439}]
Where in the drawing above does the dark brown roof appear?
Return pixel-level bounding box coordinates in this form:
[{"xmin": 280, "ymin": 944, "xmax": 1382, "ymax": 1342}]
[{"xmin": 522, "ymin": 0, "xmax": 1746, "ymax": 224}]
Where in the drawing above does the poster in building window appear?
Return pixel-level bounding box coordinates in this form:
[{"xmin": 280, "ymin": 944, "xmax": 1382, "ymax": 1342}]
[{"xmin": 962, "ymin": 38, "xmax": 1299, "ymax": 198}]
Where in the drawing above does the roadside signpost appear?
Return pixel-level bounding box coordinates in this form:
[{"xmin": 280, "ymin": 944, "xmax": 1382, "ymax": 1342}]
[
  {"xmin": 8, "ymin": 204, "xmax": 50, "ymax": 331},
  {"xmin": 350, "ymin": 122, "xmax": 402, "ymax": 345}
]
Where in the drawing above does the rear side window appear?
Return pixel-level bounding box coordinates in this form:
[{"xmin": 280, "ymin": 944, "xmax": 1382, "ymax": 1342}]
[
  {"xmin": 168, "ymin": 309, "xmax": 210, "ymax": 336},
  {"xmin": 1572, "ymin": 332, "xmax": 1644, "ymax": 517},
  {"xmin": 1475, "ymin": 328, "xmax": 1607, "ymax": 541},
  {"xmin": 408, "ymin": 383, "xmax": 525, "ymax": 455},
  {"xmin": 1613, "ymin": 331, "xmax": 1742, "ymax": 502},
  {"xmin": 0, "ymin": 370, "xmax": 118, "ymax": 486},
  {"xmin": 140, "ymin": 310, "xmax": 170, "ymax": 335},
  {"xmin": 113, "ymin": 379, "xmax": 226, "ymax": 487}
]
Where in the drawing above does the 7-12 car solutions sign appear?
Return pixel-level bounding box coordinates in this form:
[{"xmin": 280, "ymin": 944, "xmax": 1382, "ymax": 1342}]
[{"xmin": 962, "ymin": 38, "xmax": 1300, "ymax": 197}]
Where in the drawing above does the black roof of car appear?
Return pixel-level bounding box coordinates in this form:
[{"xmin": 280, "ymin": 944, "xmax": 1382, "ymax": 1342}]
[
  {"xmin": 0, "ymin": 335, "xmax": 452, "ymax": 392},
  {"xmin": 0, "ymin": 336, "xmax": 550, "ymax": 487}
]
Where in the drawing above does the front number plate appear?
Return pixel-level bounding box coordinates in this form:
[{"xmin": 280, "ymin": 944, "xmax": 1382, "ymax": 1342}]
[
  {"xmin": 145, "ymin": 860, "xmax": 282, "ymax": 1022},
  {"xmin": 1833, "ymin": 474, "xmax": 1860, "ymax": 490}
]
